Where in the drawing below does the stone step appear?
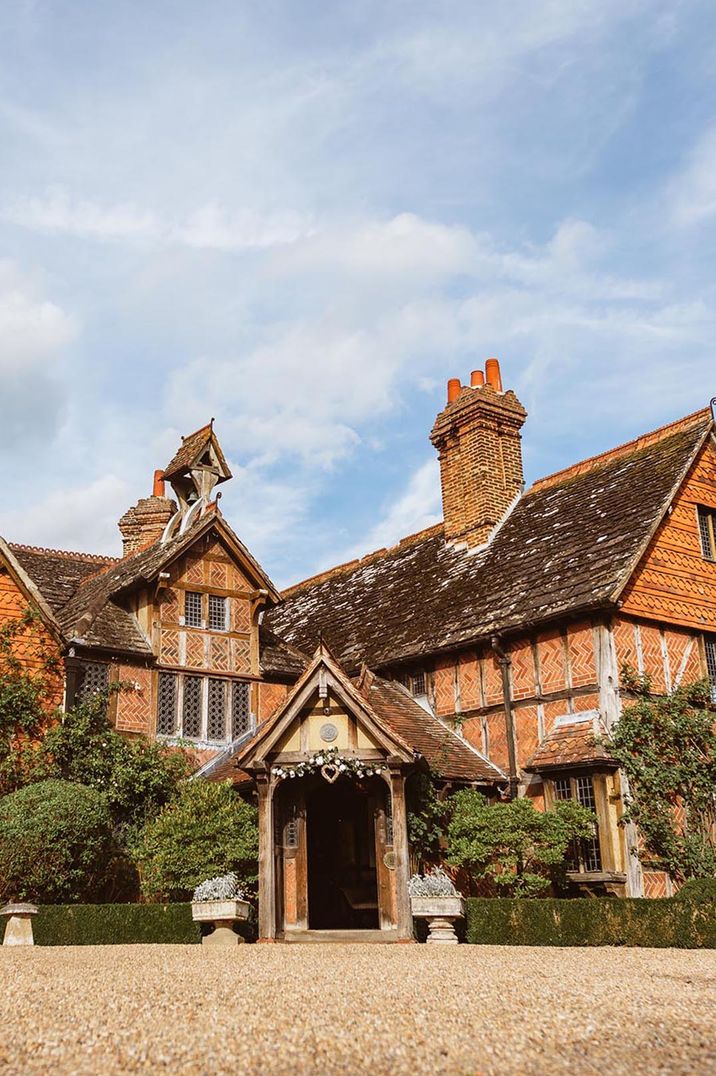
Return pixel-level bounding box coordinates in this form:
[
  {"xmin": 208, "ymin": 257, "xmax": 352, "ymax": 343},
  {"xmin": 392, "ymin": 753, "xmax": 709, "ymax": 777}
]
[{"xmin": 279, "ymin": 929, "xmax": 406, "ymax": 943}]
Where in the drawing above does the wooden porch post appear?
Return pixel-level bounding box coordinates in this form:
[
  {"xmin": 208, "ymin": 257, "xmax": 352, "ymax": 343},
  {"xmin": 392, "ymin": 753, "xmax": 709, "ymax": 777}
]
[
  {"xmin": 389, "ymin": 767, "xmax": 413, "ymax": 941},
  {"xmin": 256, "ymin": 771, "xmax": 276, "ymax": 941}
]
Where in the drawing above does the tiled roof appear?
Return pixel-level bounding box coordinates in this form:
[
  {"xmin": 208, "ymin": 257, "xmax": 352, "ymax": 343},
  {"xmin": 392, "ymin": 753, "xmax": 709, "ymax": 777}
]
[
  {"xmin": 163, "ymin": 422, "xmax": 231, "ymax": 482},
  {"xmin": 362, "ymin": 677, "xmax": 505, "ymax": 783},
  {"xmin": 259, "ymin": 625, "xmax": 308, "ymax": 678},
  {"xmin": 8, "ymin": 545, "xmax": 118, "ymax": 612},
  {"xmin": 266, "ymin": 412, "xmax": 711, "ymax": 670},
  {"xmin": 525, "ymin": 718, "xmax": 616, "ymax": 771}
]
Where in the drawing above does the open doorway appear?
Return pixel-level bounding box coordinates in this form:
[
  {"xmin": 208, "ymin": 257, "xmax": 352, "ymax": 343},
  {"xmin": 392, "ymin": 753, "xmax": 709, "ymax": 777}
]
[{"xmin": 307, "ymin": 779, "xmax": 379, "ymax": 929}]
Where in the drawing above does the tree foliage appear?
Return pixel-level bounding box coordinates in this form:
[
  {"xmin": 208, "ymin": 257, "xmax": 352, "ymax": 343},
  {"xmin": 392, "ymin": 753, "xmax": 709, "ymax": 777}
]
[
  {"xmin": 609, "ymin": 672, "xmax": 716, "ymax": 882},
  {"xmin": 447, "ymin": 790, "xmax": 597, "ymax": 898},
  {"xmin": 28, "ymin": 689, "xmax": 190, "ymax": 837},
  {"xmin": 131, "ymin": 780, "xmax": 259, "ymax": 902},
  {"xmin": 0, "ymin": 779, "xmax": 116, "ymax": 903},
  {"xmin": 407, "ymin": 772, "xmax": 446, "ymax": 870}
]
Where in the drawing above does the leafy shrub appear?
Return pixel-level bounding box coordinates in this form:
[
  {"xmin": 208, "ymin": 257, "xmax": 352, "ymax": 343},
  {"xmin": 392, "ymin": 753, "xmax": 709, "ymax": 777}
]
[
  {"xmin": 33, "ymin": 903, "xmax": 201, "ymax": 945},
  {"xmin": 447, "ymin": 790, "xmax": 597, "ymax": 897},
  {"xmin": 674, "ymin": 877, "xmax": 716, "ymax": 904},
  {"xmin": 465, "ymin": 897, "xmax": 716, "ymax": 949},
  {"xmin": 132, "ymin": 779, "xmax": 258, "ymax": 901},
  {"xmin": 29, "ymin": 690, "xmax": 190, "ymax": 834},
  {"xmin": 0, "ymin": 779, "xmax": 115, "ymax": 903}
]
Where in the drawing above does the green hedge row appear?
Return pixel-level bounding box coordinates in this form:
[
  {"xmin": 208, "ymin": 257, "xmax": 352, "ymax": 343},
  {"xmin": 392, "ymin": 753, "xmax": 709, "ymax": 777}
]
[
  {"xmin": 466, "ymin": 896, "xmax": 716, "ymax": 949},
  {"xmin": 33, "ymin": 903, "xmax": 202, "ymax": 946}
]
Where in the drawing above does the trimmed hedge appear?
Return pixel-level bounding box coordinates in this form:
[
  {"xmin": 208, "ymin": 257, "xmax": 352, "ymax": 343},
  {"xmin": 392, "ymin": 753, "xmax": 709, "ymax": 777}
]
[
  {"xmin": 466, "ymin": 896, "xmax": 716, "ymax": 949},
  {"xmin": 33, "ymin": 903, "xmax": 201, "ymax": 946}
]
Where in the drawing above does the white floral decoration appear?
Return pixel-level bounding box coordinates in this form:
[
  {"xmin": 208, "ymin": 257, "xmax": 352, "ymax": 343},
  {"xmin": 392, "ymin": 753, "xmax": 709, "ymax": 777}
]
[
  {"xmin": 271, "ymin": 746, "xmax": 387, "ymax": 781},
  {"xmin": 408, "ymin": 867, "xmax": 459, "ymax": 898},
  {"xmin": 192, "ymin": 872, "xmax": 245, "ymax": 902}
]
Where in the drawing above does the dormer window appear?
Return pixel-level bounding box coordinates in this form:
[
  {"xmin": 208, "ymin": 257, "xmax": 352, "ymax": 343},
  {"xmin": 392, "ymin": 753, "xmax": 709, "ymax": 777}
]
[
  {"xmin": 208, "ymin": 594, "xmax": 228, "ymax": 632},
  {"xmin": 697, "ymin": 506, "xmax": 716, "ymax": 560},
  {"xmin": 184, "ymin": 590, "xmax": 203, "ymax": 627}
]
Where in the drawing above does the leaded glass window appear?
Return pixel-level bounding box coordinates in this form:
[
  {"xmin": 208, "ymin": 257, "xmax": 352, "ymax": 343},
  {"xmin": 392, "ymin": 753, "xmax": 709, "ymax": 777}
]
[
  {"xmin": 157, "ymin": 672, "xmax": 177, "ymax": 735},
  {"xmin": 208, "ymin": 594, "xmax": 227, "ymax": 632},
  {"xmin": 231, "ymin": 681, "xmax": 252, "ymax": 738},
  {"xmin": 552, "ymin": 774, "xmax": 602, "ymax": 872},
  {"xmin": 183, "ymin": 675, "xmax": 203, "ymax": 738},
  {"xmin": 705, "ymin": 637, "xmax": 716, "ymax": 704},
  {"xmin": 184, "ymin": 590, "xmax": 203, "ymax": 627},
  {"xmin": 697, "ymin": 506, "xmax": 716, "ymax": 560},
  {"xmin": 76, "ymin": 660, "xmax": 109, "ymax": 700},
  {"xmin": 207, "ymin": 679, "xmax": 226, "ymax": 741}
]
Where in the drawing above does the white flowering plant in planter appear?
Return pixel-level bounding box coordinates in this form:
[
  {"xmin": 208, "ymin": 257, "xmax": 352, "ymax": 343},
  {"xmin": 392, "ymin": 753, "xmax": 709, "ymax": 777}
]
[
  {"xmin": 408, "ymin": 867, "xmax": 459, "ymax": 898},
  {"xmin": 271, "ymin": 746, "xmax": 387, "ymax": 782},
  {"xmin": 192, "ymin": 872, "xmax": 245, "ymax": 903}
]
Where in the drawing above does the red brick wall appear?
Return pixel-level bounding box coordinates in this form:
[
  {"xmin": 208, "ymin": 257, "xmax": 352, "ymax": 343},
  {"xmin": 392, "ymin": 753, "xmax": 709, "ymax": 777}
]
[
  {"xmin": 115, "ymin": 664, "xmax": 152, "ymax": 734},
  {"xmin": 620, "ymin": 440, "xmax": 716, "ymax": 632},
  {"xmin": 0, "ymin": 560, "xmax": 63, "ymax": 710},
  {"xmin": 258, "ymin": 681, "xmax": 289, "ymax": 722}
]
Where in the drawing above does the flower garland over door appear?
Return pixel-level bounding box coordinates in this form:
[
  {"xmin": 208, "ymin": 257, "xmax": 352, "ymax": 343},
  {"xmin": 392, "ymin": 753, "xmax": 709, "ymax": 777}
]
[{"xmin": 271, "ymin": 747, "xmax": 387, "ymax": 784}]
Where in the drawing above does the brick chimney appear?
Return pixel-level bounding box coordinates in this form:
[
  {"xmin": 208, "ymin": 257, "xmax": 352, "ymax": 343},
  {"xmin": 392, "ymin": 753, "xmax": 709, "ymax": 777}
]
[
  {"xmin": 430, "ymin": 359, "xmax": 527, "ymax": 548},
  {"xmin": 118, "ymin": 471, "xmax": 177, "ymax": 557}
]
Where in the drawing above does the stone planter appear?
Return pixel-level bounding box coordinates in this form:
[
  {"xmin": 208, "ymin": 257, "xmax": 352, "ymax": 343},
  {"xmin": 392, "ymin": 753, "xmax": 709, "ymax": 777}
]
[
  {"xmin": 410, "ymin": 895, "xmax": 465, "ymax": 945},
  {"xmin": 191, "ymin": 899, "xmax": 250, "ymax": 947},
  {"xmin": 1, "ymin": 903, "xmax": 39, "ymax": 946}
]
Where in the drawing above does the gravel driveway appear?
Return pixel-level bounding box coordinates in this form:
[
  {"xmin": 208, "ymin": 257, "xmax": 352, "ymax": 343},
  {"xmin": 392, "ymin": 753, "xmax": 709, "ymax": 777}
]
[{"xmin": 1, "ymin": 944, "xmax": 714, "ymax": 1074}]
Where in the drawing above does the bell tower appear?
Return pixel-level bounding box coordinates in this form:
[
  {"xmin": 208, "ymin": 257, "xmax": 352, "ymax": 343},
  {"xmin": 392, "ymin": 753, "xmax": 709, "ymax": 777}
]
[{"xmin": 160, "ymin": 420, "xmax": 232, "ymax": 543}]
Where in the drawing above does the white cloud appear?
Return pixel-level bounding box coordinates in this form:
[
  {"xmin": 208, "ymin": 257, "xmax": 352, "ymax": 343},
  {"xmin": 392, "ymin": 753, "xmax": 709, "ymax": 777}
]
[
  {"xmin": 0, "ymin": 475, "xmax": 131, "ymax": 555},
  {"xmin": 2, "ymin": 188, "xmax": 314, "ymax": 250},
  {"xmin": 0, "ymin": 260, "xmax": 77, "ymax": 450},
  {"xmin": 335, "ymin": 457, "xmax": 441, "ymax": 563},
  {"xmin": 669, "ymin": 125, "xmax": 716, "ymax": 226}
]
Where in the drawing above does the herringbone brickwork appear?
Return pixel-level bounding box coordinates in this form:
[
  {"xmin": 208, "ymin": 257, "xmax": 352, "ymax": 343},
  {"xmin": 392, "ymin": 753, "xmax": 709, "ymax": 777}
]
[
  {"xmin": 116, "ymin": 665, "xmax": 152, "ymax": 733},
  {"xmin": 621, "ymin": 440, "xmax": 716, "ymax": 631}
]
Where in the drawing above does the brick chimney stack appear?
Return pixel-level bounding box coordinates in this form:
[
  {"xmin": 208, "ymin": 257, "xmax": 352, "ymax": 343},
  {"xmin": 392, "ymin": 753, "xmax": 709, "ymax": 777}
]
[
  {"xmin": 118, "ymin": 471, "xmax": 177, "ymax": 557},
  {"xmin": 430, "ymin": 358, "xmax": 527, "ymax": 548}
]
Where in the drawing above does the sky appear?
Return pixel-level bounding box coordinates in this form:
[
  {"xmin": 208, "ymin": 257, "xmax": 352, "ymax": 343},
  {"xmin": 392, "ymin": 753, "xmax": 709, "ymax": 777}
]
[{"xmin": 1, "ymin": 0, "xmax": 715, "ymax": 588}]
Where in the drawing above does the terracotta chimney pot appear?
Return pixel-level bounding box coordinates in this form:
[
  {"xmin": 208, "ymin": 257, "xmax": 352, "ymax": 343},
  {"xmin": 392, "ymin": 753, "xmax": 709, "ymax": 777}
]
[
  {"xmin": 447, "ymin": 378, "xmax": 462, "ymax": 404},
  {"xmin": 485, "ymin": 358, "xmax": 503, "ymax": 392},
  {"xmin": 153, "ymin": 470, "xmax": 166, "ymax": 497},
  {"xmin": 470, "ymin": 370, "xmax": 485, "ymax": 387}
]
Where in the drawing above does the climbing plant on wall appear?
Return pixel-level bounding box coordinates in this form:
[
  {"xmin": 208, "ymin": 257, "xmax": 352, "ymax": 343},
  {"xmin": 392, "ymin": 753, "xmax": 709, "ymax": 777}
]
[{"xmin": 609, "ymin": 671, "xmax": 716, "ymax": 883}]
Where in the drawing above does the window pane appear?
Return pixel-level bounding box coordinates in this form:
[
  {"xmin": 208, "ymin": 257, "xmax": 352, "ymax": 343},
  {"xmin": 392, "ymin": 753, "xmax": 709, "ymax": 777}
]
[
  {"xmin": 157, "ymin": 673, "xmax": 177, "ymax": 735},
  {"xmin": 553, "ymin": 777, "xmax": 572, "ymax": 801},
  {"xmin": 208, "ymin": 594, "xmax": 227, "ymax": 631},
  {"xmin": 184, "ymin": 591, "xmax": 203, "ymax": 627},
  {"xmin": 183, "ymin": 675, "xmax": 203, "ymax": 738},
  {"xmin": 698, "ymin": 507, "xmax": 716, "ymax": 559},
  {"xmin": 76, "ymin": 660, "xmax": 109, "ymax": 701},
  {"xmin": 207, "ymin": 679, "xmax": 227, "ymax": 741},
  {"xmin": 411, "ymin": 671, "xmax": 426, "ymax": 696},
  {"xmin": 574, "ymin": 775, "xmax": 596, "ymax": 810},
  {"xmin": 705, "ymin": 639, "xmax": 716, "ymax": 704},
  {"xmin": 231, "ymin": 681, "xmax": 251, "ymax": 738}
]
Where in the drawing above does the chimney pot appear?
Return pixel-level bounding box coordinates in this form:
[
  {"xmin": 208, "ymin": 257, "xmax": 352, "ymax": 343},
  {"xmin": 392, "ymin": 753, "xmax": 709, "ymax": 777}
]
[
  {"xmin": 485, "ymin": 358, "xmax": 503, "ymax": 392},
  {"xmin": 153, "ymin": 470, "xmax": 166, "ymax": 497},
  {"xmin": 447, "ymin": 378, "xmax": 462, "ymax": 404},
  {"xmin": 470, "ymin": 370, "xmax": 485, "ymax": 388}
]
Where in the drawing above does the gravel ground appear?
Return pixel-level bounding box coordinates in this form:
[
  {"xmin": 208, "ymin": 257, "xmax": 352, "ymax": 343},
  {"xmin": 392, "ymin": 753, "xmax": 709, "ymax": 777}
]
[{"xmin": 1, "ymin": 944, "xmax": 714, "ymax": 1075}]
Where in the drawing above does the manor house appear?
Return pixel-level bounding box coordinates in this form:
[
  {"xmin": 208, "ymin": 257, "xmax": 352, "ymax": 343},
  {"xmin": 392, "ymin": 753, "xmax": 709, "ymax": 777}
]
[{"xmin": 2, "ymin": 359, "xmax": 715, "ymax": 940}]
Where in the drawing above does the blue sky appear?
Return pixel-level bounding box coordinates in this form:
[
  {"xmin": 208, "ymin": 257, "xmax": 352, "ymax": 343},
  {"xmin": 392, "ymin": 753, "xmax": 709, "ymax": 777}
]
[{"xmin": 1, "ymin": 0, "xmax": 715, "ymax": 587}]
